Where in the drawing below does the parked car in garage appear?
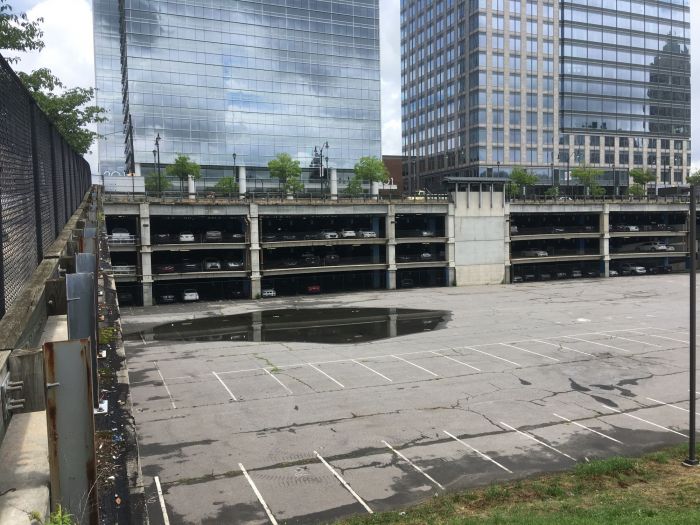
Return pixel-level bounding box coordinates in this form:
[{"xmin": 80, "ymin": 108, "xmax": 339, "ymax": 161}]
[
  {"xmin": 340, "ymin": 229, "xmax": 357, "ymax": 238},
  {"xmin": 205, "ymin": 230, "xmax": 223, "ymax": 242},
  {"xmin": 181, "ymin": 259, "xmax": 201, "ymax": 272},
  {"xmin": 262, "ymin": 234, "xmax": 277, "ymax": 242},
  {"xmin": 418, "ymin": 230, "xmax": 435, "ymax": 237},
  {"xmin": 261, "ymin": 288, "xmax": 277, "ymax": 298},
  {"xmin": 306, "ymin": 284, "xmax": 321, "ymax": 294},
  {"xmin": 539, "ymin": 271, "xmax": 552, "ymax": 280},
  {"xmin": 400, "ymin": 278, "xmax": 415, "ymax": 287},
  {"xmin": 179, "ymin": 231, "xmax": 195, "ymax": 242},
  {"xmin": 301, "ymin": 252, "xmax": 321, "ymax": 266},
  {"xmin": 182, "ymin": 289, "xmax": 199, "ymax": 301},
  {"xmin": 117, "ymin": 291, "xmax": 134, "ymax": 305},
  {"xmin": 555, "ymin": 270, "xmax": 568, "ymax": 279},
  {"xmin": 571, "ymin": 269, "xmax": 583, "ymax": 278},
  {"xmin": 512, "ymin": 275, "xmax": 524, "ymax": 283},
  {"xmin": 324, "ymin": 253, "xmax": 340, "ymax": 265},
  {"xmin": 609, "ymin": 269, "xmax": 619, "ymax": 277},
  {"xmin": 321, "ymin": 230, "xmax": 339, "ymax": 239},
  {"xmin": 397, "ymin": 254, "xmax": 413, "ymax": 262},
  {"xmin": 282, "ymin": 259, "xmax": 299, "ymax": 267},
  {"xmin": 204, "ymin": 258, "xmax": 221, "ymax": 271},
  {"xmin": 620, "ymin": 263, "xmax": 646, "ymax": 275},
  {"xmin": 154, "ymin": 264, "xmax": 176, "ymax": 274},
  {"xmin": 158, "ymin": 293, "xmax": 176, "ymax": 304},
  {"xmin": 154, "ymin": 233, "xmax": 171, "ymax": 243},
  {"xmin": 636, "ymin": 242, "xmax": 668, "ymax": 252},
  {"xmin": 520, "ymin": 249, "xmax": 548, "ymax": 257},
  {"xmin": 647, "ymin": 264, "xmax": 673, "ymax": 274},
  {"xmin": 111, "ymin": 227, "xmax": 132, "ymax": 241},
  {"xmin": 419, "ymin": 252, "xmax": 433, "ymax": 260},
  {"xmin": 358, "ymin": 230, "xmax": 377, "ymax": 238},
  {"xmin": 224, "ymin": 260, "xmax": 245, "ymax": 270},
  {"xmin": 230, "ymin": 233, "xmax": 245, "ymax": 241}
]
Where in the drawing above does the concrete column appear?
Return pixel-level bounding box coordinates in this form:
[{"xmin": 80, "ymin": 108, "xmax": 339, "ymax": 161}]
[
  {"xmin": 252, "ymin": 310, "xmax": 262, "ymax": 342},
  {"xmin": 602, "ymin": 204, "xmax": 610, "ymax": 277},
  {"xmin": 388, "ymin": 309, "xmax": 397, "ymax": 338},
  {"xmin": 386, "ymin": 205, "xmax": 396, "ymax": 289},
  {"xmin": 139, "ymin": 203, "xmax": 154, "ymax": 306},
  {"xmin": 330, "ymin": 168, "xmax": 338, "ymax": 200},
  {"xmin": 239, "ymin": 166, "xmax": 247, "ymax": 199},
  {"xmin": 371, "ymin": 181, "xmax": 379, "ymax": 200},
  {"xmin": 188, "ymin": 175, "xmax": 196, "ymax": 200},
  {"xmin": 134, "ymin": 163, "xmax": 142, "ymax": 177},
  {"xmin": 249, "ymin": 203, "xmax": 262, "ymax": 297},
  {"xmin": 446, "ymin": 203, "xmax": 456, "ymax": 286}
]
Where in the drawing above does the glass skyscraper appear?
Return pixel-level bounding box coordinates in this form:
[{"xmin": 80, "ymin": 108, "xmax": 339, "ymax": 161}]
[
  {"xmin": 401, "ymin": 0, "xmax": 691, "ymax": 192},
  {"xmin": 93, "ymin": 0, "xmax": 382, "ymax": 179}
]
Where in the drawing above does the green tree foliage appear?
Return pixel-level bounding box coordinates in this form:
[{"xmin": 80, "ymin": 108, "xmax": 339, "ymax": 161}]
[
  {"xmin": 144, "ymin": 171, "xmax": 172, "ymax": 193},
  {"xmin": 0, "ymin": 0, "xmax": 44, "ymax": 63},
  {"xmin": 18, "ymin": 68, "xmax": 106, "ymax": 155},
  {"xmin": 509, "ymin": 166, "xmax": 538, "ymax": 196},
  {"xmin": 353, "ymin": 156, "xmax": 389, "ymax": 183},
  {"xmin": 268, "ymin": 152, "xmax": 304, "ymax": 193},
  {"xmin": 215, "ymin": 176, "xmax": 239, "ymax": 195},
  {"xmin": 571, "ymin": 165, "xmax": 604, "ymax": 195},
  {"xmin": 628, "ymin": 183, "xmax": 647, "ymax": 197},
  {"xmin": 629, "ymin": 167, "xmax": 656, "ymax": 187},
  {"xmin": 687, "ymin": 169, "xmax": 700, "ymax": 186},
  {"xmin": 345, "ymin": 176, "xmax": 364, "ymax": 197},
  {"xmin": 544, "ymin": 186, "xmax": 560, "ymax": 198},
  {"xmin": 165, "ymin": 154, "xmax": 201, "ymax": 193}
]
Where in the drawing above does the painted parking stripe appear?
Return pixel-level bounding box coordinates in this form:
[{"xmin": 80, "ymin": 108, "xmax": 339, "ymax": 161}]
[
  {"xmin": 598, "ymin": 404, "xmax": 687, "ymax": 438},
  {"xmin": 382, "ymin": 440, "xmax": 444, "ymax": 489},
  {"xmin": 534, "ymin": 339, "xmax": 595, "ymax": 357},
  {"xmin": 351, "ymin": 359, "xmax": 393, "ymax": 382},
  {"xmin": 606, "ymin": 334, "xmax": 661, "ymax": 348},
  {"xmin": 314, "ymin": 451, "xmax": 373, "ymax": 514},
  {"xmin": 462, "ymin": 346, "xmax": 522, "ymax": 367},
  {"xmin": 212, "ymin": 371, "xmax": 237, "ymax": 401},
  {"xmin": 630, "ymin": 331, "xmax": 687, "ymax": 344},
  {"xmin": 263, "ymin": 368, "xmax": 293, "ymax": 394},
  {"xmin": 239, "ymin": 463, "xmax": 279, "ymax": 525},
  {"xmin": 308, "ymin": 363, "xmax": 345, "ymax": 388},
  {"xmin": 500, "ymin": 422, "xmax": 576, "ymax": 462},
  {"xmin": 392, "ymin": 355, "xmax": 439, "ymax": 377},
  {"xmin": 562, "ymin": 336, "xmax": 631, "ymax": 353},
  {"xmin": 430, "ymin": 351, "xmax": 481, "ymax": 371},
  {"xmin": 499, "ymin": 343, "xmax": 560, "ymax": 362},
  {"xmin": 154, "ymin": 476, "xmax": 171, "ymax": 525},
  {"xmin": 552, "ymin": 413, "xmax": 622, "ymax": 444},
  {"xmin": 443, "ymin": 430, "xmax": 513, "ymax": 473},
  {"xmin": 153, "ymin": 361, "xmax": 177, "ymax": 409},
  {"xmin": 646, "ymin": 397, "xmax": 700, "ymax": 417}
]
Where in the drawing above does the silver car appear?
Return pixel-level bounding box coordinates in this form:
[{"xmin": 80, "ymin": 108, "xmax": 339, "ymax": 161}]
[
  {"xmin": 358, "ymin": 230, "xmax": 377, "ymax": 238},
  {"xmin": 520, "ymin": 249, "xmax": 548, "ymax": 257}
]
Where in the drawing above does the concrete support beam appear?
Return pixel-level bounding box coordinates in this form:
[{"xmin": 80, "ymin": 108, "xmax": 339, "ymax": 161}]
[
  {"xmin": 386, "ymin": 205, "xmax": 396, "ymax": 289},
  {"xmin": 249, "ymin": 204, "xmax": 262, "ymax": 297},
  {"xmin": 330, "ymin": 168, "xmax": 338, "ymax": 200},
  {"xmin": 602, "ymin": 204, "xmax": 610, "ymax": 277},
  {"xmin": 446, "ymin": 203, "xmax": 456, "ymax": 285},
  {"xmin": 239, "ymin": 166, "xmax": 247, "ymax": 199},
  {"xmin": 139, "ymin": 203, "xmax": 154, "ymax": 306}
]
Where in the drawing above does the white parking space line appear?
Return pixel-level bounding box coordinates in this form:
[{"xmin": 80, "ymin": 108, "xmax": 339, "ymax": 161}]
[
  {"xmin": 499, "ymin": 422, "xmax": 577, "ymax": 462},
  {"xmin": 498, "ymin": 343, "xmax": 560, "ymax": 362},
  {"xmin": 382, "ymin": 440, "xmax": 445, "ymax": 490},
  {"xmin": 430, "ymin": 351, "xmax": 481, "ymax": 371},
  {"xmin": 534, "ymin": 339, "xmax": 595, "ymax": 357},
  {"xmin": 598, "ymin": 404, "xmax": 688, "ymax": 438},
  {"xmin": 351, "ymin": 359, "xmax": 393, "ymax": 382},
  {"xmin": 392, "ymin": 355, "xmax": 439, "ymax": 377},
  {"xmin": 630, "ymin": 331, "xmax": 687, "ymax": 344},
  {"xmin": 645, "ymin": 397, "xmax": 700, "ymax": 417},
  {"xmin": 314, "ymin": 451, "xmax": 373, "ymax": 514},
  {"xmin": 308, "ymin": 363, "xmax": 345, "ymax": 388},
  {"xmin": 562, "ymin": 336, "xmax": 631, "ymax": 353},
  {"xmin": 552, "ymin": 413, "xmax": 623, "ymax": 444},
  {"xmin": 263, "ymin": 368, "xmax": 293, "ymax": 394},
  {"xmin": 462, "ymin": 346, "xmax": 522, "ymax": 367},
  {"xmin": 153, "ymin": 361, "xmax": 176, "ymax": 409},
  {"xmin": 443, "ymin": 430, "xmax": 513, "ymax": 473},
  {"xmin": 154, "ymin": 476, "xmax": 171, "ymax": 525},
  {"xmin": 239, "ymin": 463, "xmax": 279, "ymax": 525},
  {"xmin": 649, "ymin": 327, "xmax": 689, "ymax": 335},
  {"xmin": 606, "ymin": 334, "xmax": 661, "ymax": 348},
  {"xmin": 212, "ymin": 371, "xmax": 237, "ymax": 401}
]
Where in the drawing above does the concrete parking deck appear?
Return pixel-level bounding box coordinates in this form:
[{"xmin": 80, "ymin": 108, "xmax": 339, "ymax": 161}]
[{"xmin": 122, "ymin": 275, "xmax": 695, "ymax": 524}]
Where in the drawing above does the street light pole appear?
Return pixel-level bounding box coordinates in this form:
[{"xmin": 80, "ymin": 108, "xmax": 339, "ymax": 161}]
[{"xmin": 684, "ymin": 184, "xmax": 699, "ymax": 467}]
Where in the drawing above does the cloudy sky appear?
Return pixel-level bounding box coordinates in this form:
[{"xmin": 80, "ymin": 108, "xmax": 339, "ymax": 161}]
[{"xmin": 8, "ymin": 0, "xmax": 700, "ymax": 172}]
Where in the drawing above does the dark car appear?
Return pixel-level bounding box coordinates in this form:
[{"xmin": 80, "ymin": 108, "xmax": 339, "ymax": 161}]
[
  {"xmin": 512, "ymin": 275, "xmax": 524, "ymax": 283},
  {"xmin": 282, "ymin": 259, "xmax": 299, "ymax": 267},
  {"xmin": 550, "ymin": 227, "xmax": 566, "ymax": 234},
  {"xmin": 555, "ymin": 271, "xmax": 568, "ymax": 279},
  {"xmin": 262, "ymin": 234, "xmax": 277, "ymax": 242},
  {"xmin": 397, "ymin": 254, "xmax": 413, "ymax": 262},
  {"xmin": 154, "ymin": 264, "xmax": 176, "ymax": 274},
  {"xmin": 224, "ymin": 260, "xmax": 245, "ymax": 270},
  {"xmin": 324, "ymin": 253, "xmax": 340, "ymax": 265},
  {"xmin": 304, "ymin": 232, "xmax": 321, "ymax": 240},
  {"xmin": 181, "ymin": 259, "xmax": 201, "ymax": 272},
  {"xmin": 648, "ymin": 265, "xmax": 672, "ymax": 275},
  {"xmin": 154, "ymin": 233, "xmax": 171, "ymax": 244},
  {"xmin": 158, "ymin": 294, "xmax": 176, "ymax": 304},
  {"xmin": 400, "ymin": 278, "xmax": 415, "ymax": 288},
  {"xmin": 230, "ymin": 233, "xmax": 245, "ymax": 242},
  {"xmin": 307, "ymin": 284, "xmax": 321, "ymax": 294},
  {"xmin": 205, "ymin": 230, "xmax": 223, "ymax": 242},
  {"xmin": 301, "ymin": 253, "xmax": 321, "ymax": 266},
  {"xmin": 539, "ymin": 272, "xmax": 552, "ymax": 281},
  {"xmin": 281, "ymin": 234, "xmax": 297, "ymax": 241}
]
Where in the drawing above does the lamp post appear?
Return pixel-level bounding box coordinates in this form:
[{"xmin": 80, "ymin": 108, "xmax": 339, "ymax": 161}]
[
  {"xmin": 154, "ymin": 133, "xmax": 162, "ymax": 196},
  {"xmin": 496, "ymin": 160, "xmax": 501, "ymax": 178},
  {"xmin": 152, "ymin": 149, "xmax": 157, "ymax": 195}
]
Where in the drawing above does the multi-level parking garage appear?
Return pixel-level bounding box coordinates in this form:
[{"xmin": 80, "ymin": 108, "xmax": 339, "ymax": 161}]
[{"xmin": 104, "ymin": 184, "xmax": 695, "ymax": 304}]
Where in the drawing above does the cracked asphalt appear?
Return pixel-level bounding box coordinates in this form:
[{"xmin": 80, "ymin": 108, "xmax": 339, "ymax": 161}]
[{"xmin": 121, "ymin": 274, "xmax": 695, "ymax": 524}]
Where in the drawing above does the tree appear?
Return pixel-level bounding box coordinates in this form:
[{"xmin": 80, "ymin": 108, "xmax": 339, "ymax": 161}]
[
  {"xmin": 544, "ymin": 186, "xmax": 560, "ymax": 198},
  {"xmin": 353, "ymin": 156, "xmax": 389, "ymax": 183},
  {"xmin": 629, "ymin": 167, "xmax": 656, "ymax": 188},
  {"xmin": 509, "ymin": 166, "xmax": 538, "ymax": 196},
  {"xmin": 215, "ymin": 176, "xmax": 239, "ymax": 196},
  {"xmin": 687, "ymin": 169, "xmax": 700, "ymax": 186},
  {"xmin": 0, "ymin": 0, "xmax": 44, "ymax": 63},
  {"xmin": 144, "ymin": 172, "xmax": 172, "ymax": 193},
  {"xmin": 165, "ymin": 154, "xmax": 201, "ymax": 193},
  {"xmin": 628, "ymin": 183, "xmax": 646, "ymax": 198},
  {"xmin": 571, "ymin": 165, "xmax": 604, "ymax": 195},
  {"xmin": 268, "ymin": 152, "xmax": 304, "ymax": 194},
  {"xmin": 345, "ymin": 176, "xmax": 364, "ymax": 197},
  {"xmin": 18, "ymin": 68, "xmax": 106, "ymax": 154}
]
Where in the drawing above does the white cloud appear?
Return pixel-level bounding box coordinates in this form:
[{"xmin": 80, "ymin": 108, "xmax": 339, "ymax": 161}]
[
  {"xmin": 692, "ymin": 7, "xmax": 700, "ymax": 172},
  {"xmin": 380, "ymin": 0, "xmax": 401, "ymax": 156}
]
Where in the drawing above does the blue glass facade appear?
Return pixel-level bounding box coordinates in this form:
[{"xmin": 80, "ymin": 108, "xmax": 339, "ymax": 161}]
[{"xmin": 94, "ymin": 0, "xmax": 382, "ymax": 177}]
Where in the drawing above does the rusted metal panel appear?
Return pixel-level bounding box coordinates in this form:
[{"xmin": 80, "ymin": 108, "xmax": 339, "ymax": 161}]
[
  {"xmin": 43, "ymin": 339, "xmax": 98, "ymax": 525},
  {"xmin": 66, "ymin": 272, "xmax": 98, "ymax": 408}
]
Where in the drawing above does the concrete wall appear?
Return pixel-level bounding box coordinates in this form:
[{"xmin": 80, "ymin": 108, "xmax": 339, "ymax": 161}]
[{"xmin": 452, "ymin": 188, "xmax": 506, "ymax": 285}]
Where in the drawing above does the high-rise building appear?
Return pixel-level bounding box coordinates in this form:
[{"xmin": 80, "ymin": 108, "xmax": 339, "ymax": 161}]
[
  {"xmin": 93, "ymin": 0, "xmax": 382, "ymax": 181},
  {"xmin": 401, "ymin": 0, "xmax": 691, "ymax": 193}
]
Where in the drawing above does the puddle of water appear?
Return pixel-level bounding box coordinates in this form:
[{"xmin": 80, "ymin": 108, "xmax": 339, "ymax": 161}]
[{"xmin": 126, "ymin": 308, "xmax": 450, "ymax": 344}]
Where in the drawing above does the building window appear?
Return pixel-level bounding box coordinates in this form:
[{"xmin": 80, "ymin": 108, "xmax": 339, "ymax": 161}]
[
  {"xmin": 590, "ymin": 151, "xmax": 600, "ymax": 164},
  {"xmin": 527, "ymin": 148, "xmax": 537, "ymax": 162},
  {"xmin": 605, "ymin": 136, "xmax": 615, "ymax": 148},
  {"xmin": 510, "ymin": 148, "xmax": 521, "ymax": 162},
  {"xmin": 619, "ymin": 152, "xmax": 629, "ymax": 165},
  {"xmin": 605, "ymin": 152, "xmax": 615, "ymax": 164},
  {"xmin": 674, "ymin": 170, "xmax": 683, "ymax": 182},
  {"xmin": 590, "ymin": 136, "xmax": 600, "ymax": 147}
]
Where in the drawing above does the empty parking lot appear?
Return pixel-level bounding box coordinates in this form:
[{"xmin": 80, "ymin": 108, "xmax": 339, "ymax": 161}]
[{"xmin": 122, "ymin": 274, "xmax": 695, "ymax": 524}]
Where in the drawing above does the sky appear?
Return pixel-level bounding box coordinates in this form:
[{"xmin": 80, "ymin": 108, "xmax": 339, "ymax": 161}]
[{"xmin": 7, "ymin": 0, "xmax": 700, "ymax": 173}]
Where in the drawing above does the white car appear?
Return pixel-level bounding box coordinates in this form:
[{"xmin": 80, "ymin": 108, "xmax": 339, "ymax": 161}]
[
  {"xmin": 358, "ymin": 230, "xmax": 377, "ymax": 238},
  {"xmin": 111, "ymin": 227, "xmax": 131, "ymax": 240},
  {"xmin": 636, "ymin": 242, "xmax": 668, "ymax": 252},
  {"xmin": 182, "ymin": 289, "xmax": 199, "ymax": 301},
  {"xmin": 179, "ymin": 231, "xmax": 195, "ymax": 242},
  {"xmin": 622, "ymin": 225, "xmax": 640, "ymax": 232},
  {"xmin": 609, "ymin": 270, "xmax": 619, "ymax": 277},
  {"xmin": 520, "ymin": 249, "xmax": 549, "ymax": 257},
  {"xmin": 321, "ymin": 231, "xmax": 338, "ymax": 239},
  {"xmin": 261, "ymin": 288, "xmax": 277, "ymax": 298},
  {"xmin": 621, "ymin": 263, "xmax": 646, "ymax": 275},
  {"xmin": 340, "ymin": 229, "xmax": 357, "ymax": 238},
  {"xmin": 419, "ymin": 252, "xmax": 433, "ymax": 260}
]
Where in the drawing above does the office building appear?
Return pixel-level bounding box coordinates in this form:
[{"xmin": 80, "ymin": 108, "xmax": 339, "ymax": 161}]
[
  {"xmin": 401, "ymin": 0, "xmax": 691, "ymax": 193},
  {"xmin": 93, "ymin": 0, "xmax": 382, "ymax": 181}
]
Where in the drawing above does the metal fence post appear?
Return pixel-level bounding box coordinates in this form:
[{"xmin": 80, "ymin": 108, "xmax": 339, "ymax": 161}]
[{"xmin": 29, "ymin": 103, "xmax": 45, "ymax": 262}]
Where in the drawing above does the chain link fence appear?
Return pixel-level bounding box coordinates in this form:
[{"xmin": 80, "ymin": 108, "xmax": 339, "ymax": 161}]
[{"xmin": 0, "ymin": 54, "xmax": 91, "ymax": 319}]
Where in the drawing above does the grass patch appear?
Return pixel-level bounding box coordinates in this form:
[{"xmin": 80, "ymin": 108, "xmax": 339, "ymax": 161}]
[{"xmin": 339, "ymin": 445, "xmax": 700, "ymax": 525}]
